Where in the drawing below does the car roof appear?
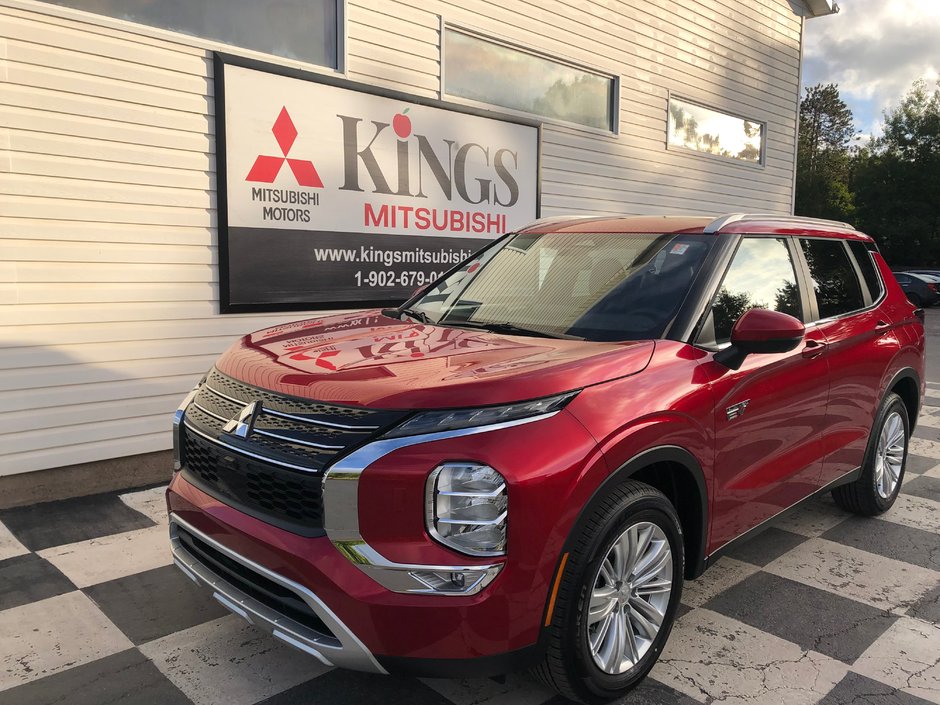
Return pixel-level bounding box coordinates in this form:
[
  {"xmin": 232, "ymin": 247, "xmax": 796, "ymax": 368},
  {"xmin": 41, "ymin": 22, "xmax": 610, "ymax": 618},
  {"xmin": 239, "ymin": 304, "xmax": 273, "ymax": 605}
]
[{"xmin": 520, "ymin": 213, "xmax": 875, "ymax": 242}]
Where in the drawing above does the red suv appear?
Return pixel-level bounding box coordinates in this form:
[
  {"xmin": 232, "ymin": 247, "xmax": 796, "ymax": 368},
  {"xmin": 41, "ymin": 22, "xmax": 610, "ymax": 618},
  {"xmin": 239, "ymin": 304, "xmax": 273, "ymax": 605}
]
[{"xmin": 167, "ymin": 214, "xmax": 924, "ymax": 703}]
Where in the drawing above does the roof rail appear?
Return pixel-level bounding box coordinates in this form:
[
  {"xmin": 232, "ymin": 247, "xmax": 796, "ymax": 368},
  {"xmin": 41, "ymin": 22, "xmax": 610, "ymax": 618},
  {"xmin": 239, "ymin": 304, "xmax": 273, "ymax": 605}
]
[
  {"xmin": 704, "ymin": 213, "xmax": 855, "ymax": 234},
  {"xmin": 520, "ymin": 214, "xmax": 600, "ymax": 229}
]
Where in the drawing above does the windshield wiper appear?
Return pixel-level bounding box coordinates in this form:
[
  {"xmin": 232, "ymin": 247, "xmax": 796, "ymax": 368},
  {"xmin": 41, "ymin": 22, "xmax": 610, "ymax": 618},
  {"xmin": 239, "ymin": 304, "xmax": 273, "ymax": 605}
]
[
  {"xmin": 447, "ymin": 320, "xmax": 582, "ymax": 340},
  {"xmin": 383, "ymin": 307, "xmax": 430, "ymax": 324},
  {"xmin": 383, "ymin": 308, "xmax": 580, "ymax": 340}
]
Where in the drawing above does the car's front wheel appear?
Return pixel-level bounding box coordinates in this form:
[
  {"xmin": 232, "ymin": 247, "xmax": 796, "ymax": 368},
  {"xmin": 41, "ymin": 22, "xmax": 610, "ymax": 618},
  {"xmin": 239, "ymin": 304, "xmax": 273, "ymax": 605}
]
[
  {"xmin": 533, "ymin": 481, "xmax": 684, "ymax": 704},
  {"xmin": 832, "ymin": 391, "xmax": 909, "ymax": 515}
]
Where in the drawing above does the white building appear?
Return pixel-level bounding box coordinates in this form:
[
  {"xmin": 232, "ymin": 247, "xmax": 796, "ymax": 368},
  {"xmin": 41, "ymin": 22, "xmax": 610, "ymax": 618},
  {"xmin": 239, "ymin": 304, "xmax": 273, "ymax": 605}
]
[{"xmin": 0, "ymin": 0, "xmax": 837, "ymax": 499}]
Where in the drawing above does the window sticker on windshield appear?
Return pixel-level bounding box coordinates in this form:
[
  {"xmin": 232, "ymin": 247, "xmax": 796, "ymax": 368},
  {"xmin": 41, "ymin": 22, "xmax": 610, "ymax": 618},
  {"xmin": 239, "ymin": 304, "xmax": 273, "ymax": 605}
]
[{"xmin": 670, "ymin": 243, "xmax": 690, "ymax": 255}]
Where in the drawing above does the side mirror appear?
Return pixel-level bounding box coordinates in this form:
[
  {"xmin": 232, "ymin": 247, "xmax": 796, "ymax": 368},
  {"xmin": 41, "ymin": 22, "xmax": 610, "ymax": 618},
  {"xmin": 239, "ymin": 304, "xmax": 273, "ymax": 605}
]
[{"xmin": 714, "ymin": 308, "xmax": 805, "ymax": 370}]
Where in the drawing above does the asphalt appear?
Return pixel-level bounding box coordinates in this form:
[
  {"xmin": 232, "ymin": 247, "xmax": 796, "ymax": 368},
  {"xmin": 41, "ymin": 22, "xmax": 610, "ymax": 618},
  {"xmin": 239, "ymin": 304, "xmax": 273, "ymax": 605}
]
[{"xmin": 925, "ymin": 307, "xmax": 940, "ymax": 381}]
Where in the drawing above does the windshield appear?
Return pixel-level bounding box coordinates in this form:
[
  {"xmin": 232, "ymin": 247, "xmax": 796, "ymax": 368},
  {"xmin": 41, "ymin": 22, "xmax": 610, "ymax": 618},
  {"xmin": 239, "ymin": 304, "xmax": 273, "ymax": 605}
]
[{"xmin": 407, "ymin": 231, "xmax": 713, "ymax": 341}]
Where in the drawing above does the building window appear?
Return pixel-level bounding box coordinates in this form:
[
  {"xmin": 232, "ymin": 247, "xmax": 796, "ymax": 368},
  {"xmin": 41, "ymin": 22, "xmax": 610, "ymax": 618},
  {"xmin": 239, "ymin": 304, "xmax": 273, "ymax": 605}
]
[
  {"xmin": 38, "ymin": 0, "xmax": 339, "ymax": 68},
  {"xmin": 443, "ymin": 27, "xmax": 615, "ymax": 132},
  {"xmin": 667, "ymin": 97, "xmax": 764, "ymax": 164}
]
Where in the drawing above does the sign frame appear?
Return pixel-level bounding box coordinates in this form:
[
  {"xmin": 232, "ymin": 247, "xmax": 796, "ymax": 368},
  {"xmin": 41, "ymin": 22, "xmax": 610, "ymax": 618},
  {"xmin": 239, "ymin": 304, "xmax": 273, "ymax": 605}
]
[{"xmin": 213, "ymin": 52, "xmax": 542, "ymax": 314}]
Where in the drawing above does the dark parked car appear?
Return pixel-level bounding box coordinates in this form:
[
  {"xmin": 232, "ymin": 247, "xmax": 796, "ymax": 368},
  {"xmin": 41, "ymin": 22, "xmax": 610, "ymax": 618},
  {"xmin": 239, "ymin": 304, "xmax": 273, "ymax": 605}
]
[
  {"xmin": 893, "ymin": 272, "xmax": 939, "ymax": 307},
  {"xmin": 903, "ymin": 269, "xmax": 940, "ymax": 278},
  {"xmin": 169, "ymin": 213, "xmax": 924, "ymax": 703}
]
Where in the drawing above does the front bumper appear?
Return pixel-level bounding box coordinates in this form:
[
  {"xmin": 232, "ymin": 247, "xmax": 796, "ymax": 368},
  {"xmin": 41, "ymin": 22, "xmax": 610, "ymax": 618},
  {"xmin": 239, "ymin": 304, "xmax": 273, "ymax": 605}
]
[
  {"xmin": 167, "ymin": 474, "xmax": 551, "ymax": 676},
  {"xmin": 170, "ymin": 511, "xmax": 385, "ymax": 673}
]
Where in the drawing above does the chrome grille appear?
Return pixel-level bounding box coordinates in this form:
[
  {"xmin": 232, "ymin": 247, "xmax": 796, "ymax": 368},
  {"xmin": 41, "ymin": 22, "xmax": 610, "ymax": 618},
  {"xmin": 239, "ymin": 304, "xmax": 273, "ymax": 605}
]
[
  {"xmin": 179, "ymin": 367, "xmax": 408, "ymax": 534},
  {"xmin": 253, "ymin": 413, "xmax": 350, "ymax": 441},
  {"xmin": 205, "ymin": 368, "xmax": 378, "ymax": 423},
  {"xmin": 195, "ymin": 386, "xmax": 244, "ymax": 419}
]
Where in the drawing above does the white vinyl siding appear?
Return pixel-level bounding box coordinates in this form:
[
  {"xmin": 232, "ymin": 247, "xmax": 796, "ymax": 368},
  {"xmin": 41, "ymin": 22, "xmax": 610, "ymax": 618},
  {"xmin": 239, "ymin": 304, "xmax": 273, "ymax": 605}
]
[
  {"xmin": 1, "ymin": 0, "xmax": 805, "ymax": 476},
  {"xmin": 346, "ymin": 0, "xmax": 802, "ymax": 214}
]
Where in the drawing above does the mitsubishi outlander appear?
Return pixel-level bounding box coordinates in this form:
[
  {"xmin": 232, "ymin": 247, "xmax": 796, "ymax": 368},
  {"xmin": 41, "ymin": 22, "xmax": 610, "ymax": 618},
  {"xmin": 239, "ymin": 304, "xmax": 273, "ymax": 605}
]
[{"xmin": 167, "ymin": 213, "xmax": 924, "ymax": 703}]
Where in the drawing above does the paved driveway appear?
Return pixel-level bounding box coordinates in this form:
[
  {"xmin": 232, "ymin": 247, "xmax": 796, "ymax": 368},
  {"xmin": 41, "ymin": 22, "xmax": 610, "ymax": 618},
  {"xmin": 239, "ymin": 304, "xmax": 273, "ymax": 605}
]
[{"xmin": 1, "ymin": 369, "xmax": 939, "ymax": 705}]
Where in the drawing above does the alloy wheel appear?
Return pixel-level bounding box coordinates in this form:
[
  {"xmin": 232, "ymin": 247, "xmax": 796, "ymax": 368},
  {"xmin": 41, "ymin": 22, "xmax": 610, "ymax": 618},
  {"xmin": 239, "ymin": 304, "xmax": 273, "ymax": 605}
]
[
  {"xmin": 586, "ymin": 521, "xmax": 673, "ymax": 675},
  {"xmin": 874, "ymin": 410, "xmax": 905, "ymax": 499}
]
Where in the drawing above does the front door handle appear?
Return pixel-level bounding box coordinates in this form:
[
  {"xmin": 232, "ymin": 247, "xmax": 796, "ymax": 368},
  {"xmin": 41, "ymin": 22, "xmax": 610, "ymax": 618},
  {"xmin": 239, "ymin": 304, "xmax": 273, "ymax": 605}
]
[{"xmin": 802, "ymin": 340, "xmax": 827, "ymax": 358}]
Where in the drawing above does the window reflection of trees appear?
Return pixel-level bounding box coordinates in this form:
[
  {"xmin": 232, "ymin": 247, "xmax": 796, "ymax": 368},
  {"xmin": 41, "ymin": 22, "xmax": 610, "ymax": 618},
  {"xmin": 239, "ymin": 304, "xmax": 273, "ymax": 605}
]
[
  {"xmin": 668, "ymin": 100, "xmax": 763, "ymax": 163},
  {"xmin": 532, "ymin": 74, "xmax": 611, "ymax": 130},
  {"xmin": 444, "ymin": 30, "xmax": 613, "ymax": 131},
  {"xmin": 775, "ymin": 280, "xmax": 801, "ymax": 315},
  {"xmin": 712, "ymin": 239, "xmax": 801, "ymax": 342},
  {"xmin": 801, "ymin": 240, "xmax": 864, "ymax": 318},
  {"xmin": 713, "ymin": 289, "xmax": 762, "ymax": 340}
]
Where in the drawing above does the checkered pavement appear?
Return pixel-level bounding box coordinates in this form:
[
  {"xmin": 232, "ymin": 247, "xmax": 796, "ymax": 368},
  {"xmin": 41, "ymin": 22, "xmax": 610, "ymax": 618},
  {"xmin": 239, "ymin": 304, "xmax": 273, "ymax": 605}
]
[{"xmin": 1, "ymin": 407, "xmax": 939, "ymax": 705}]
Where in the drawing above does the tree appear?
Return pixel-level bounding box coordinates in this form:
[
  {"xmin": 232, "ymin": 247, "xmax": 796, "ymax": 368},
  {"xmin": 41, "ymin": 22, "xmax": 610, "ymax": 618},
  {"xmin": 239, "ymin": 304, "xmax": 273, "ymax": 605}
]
[
  {"xmin": 737, "ymin": 143, "xmax": 761, "ymax": 162},
  {"xmin": 774, "ymin": 281, "xmax": 801, "ymax": 318},
  {"xmin": 532, "ymin": 74, "xmax": 611, "ymax": 130},
  {"xmin": 712, "ymin": 288, "xmax": 762, "ymax": 340},
  {"xmin": 683, "ymin": 116, "xmax": 700, "ymax": 149},
  {"xmin": 852, "ymin": 81, "xmax": 940, "ymax": 264},
  {"xmin": 881, "ymin": 79, "xmax": 940, "ymax": 162},
  {"xmin": 795, "ymin": 83, "xmax": 857, "ymax": 221}
]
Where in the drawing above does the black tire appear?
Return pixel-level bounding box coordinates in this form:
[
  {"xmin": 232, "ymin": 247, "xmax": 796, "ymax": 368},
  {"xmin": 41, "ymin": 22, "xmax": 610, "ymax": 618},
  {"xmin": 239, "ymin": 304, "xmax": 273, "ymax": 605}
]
[
  {"xmin": 532, "ymin": 481, "xmax": 684, "ymax": 704},
  {"xmin": 832, "ymin": 392, "xmax": 909, "ymax": 515},
  {"xmin": 907, "ymin": 292, "xmax": 923, "ymax": 307}
]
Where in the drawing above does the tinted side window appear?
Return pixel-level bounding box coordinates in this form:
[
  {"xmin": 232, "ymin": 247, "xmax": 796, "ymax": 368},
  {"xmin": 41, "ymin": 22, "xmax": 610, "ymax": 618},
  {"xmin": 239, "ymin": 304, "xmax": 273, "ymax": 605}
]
[
  {"xmin": 800, "ymin": 239, "xmax": 865, "ymax": 319},
  {"xmin": 847, "ymin": 241, "xmax": 883, "ymax": 301},
  {"xmin": 709, "ymin": 237, "xmax": 802, "ymax": 344}
]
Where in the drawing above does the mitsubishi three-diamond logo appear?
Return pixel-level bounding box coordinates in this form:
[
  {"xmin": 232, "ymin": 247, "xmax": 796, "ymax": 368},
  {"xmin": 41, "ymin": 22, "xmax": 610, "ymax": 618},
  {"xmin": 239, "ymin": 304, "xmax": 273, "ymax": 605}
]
[
  {"xmin": 246, "ymin": 107, "xmax": 323, "ymax": 187},
  {"xmin": 222, "ymin": 401, "xmax": 261, "ymax": 439}
]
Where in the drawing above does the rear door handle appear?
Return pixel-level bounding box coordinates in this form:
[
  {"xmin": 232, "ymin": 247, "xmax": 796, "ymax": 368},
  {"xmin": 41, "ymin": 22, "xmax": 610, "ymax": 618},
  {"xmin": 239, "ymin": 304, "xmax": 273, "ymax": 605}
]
[
  {"xmin": 802, "ymin": 340, "xmax": 827, "ymax": 358},
  {"xmin": 876, "ymin": 320, "xmax": 890, "ymax": 330}
]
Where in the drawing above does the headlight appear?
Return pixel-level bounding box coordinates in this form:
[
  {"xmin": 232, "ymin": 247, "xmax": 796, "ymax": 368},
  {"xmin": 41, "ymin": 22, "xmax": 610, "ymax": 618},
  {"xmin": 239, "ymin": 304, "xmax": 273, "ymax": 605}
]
[
  {"xmin": 385, "ymin": 392, "xmax": 577, "ymax": 439},
  {"xmin": 426, "ymin": 463, "xmax": 507, "ymax": 556}
]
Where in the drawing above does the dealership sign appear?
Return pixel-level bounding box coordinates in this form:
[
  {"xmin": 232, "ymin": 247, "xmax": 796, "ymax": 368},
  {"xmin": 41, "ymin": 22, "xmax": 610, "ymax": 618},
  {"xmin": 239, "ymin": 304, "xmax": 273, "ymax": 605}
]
[{"xmin": 215, "ymin": 54, "xmax": 540, "ymax": 312}]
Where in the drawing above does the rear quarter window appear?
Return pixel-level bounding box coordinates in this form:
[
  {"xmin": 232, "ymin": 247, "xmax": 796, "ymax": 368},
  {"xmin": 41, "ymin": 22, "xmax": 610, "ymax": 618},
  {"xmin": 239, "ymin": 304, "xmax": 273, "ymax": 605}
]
[{"xmin": 847, "ymin": 240, "xmax": 883, "ymax": 301}]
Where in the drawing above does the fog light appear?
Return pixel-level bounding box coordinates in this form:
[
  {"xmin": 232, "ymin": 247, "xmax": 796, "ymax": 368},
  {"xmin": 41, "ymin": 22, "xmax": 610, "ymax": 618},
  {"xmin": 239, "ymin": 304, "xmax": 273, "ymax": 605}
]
[
  {"xmin": 408, "ymin": 565, "xmax": 503, "ymax": 594},
  {"xmin": 426, "ymin": 463, "xmax": 507, "ymax": 556}
]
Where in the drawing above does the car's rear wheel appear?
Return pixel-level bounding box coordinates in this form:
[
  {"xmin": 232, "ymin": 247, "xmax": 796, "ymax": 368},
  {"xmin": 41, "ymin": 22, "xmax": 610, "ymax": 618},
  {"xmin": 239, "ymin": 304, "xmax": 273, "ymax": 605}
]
[
  {"xmin": 832, "ymin": 392, "xmax": 909, "ymax": 515},
  {"xmin": 907, "ymin": 292, "xmax": 923, "ymax": 307},
  {"xmin": 533, "ymin": 481, "xmax": 684, "ymax": 704}
]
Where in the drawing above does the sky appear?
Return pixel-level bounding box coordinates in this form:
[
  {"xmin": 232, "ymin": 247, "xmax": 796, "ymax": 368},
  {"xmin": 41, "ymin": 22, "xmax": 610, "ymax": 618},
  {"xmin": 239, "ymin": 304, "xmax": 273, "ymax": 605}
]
[{"xmin": 802, "ymin": 0, "xmax": 940, "ymax": 139}]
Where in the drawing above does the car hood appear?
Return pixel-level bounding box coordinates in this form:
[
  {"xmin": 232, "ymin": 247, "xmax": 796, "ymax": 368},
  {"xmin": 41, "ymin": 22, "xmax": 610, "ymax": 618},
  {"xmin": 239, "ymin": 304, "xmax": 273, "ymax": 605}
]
[{"xmin": 214, "ymin": 310, "xmax": 655, "ymax": 408}]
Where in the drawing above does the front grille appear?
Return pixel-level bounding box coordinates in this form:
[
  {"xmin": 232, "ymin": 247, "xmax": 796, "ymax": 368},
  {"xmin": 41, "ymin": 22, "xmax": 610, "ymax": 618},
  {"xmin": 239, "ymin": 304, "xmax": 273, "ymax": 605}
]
[
  {"xmin": 205, "ymin": 369, "xmax": 383, "ymax": 423},
  {"xmin": 180, "ymin": 367, "xmax": 408, "ymax": 534},
  {"xmin": 182, "ymin": 432, "xmax": 326, "ymax": 535},
  {"xmin": 176, "ymin": 526, "xmax": 337, "ymax": 643}
]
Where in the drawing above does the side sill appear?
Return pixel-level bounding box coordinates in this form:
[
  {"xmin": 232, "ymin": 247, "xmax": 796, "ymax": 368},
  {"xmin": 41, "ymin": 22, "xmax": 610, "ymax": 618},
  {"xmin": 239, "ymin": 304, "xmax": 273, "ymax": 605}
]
[{"xmin": 701, "ymin": 466, "xmax": 862, "ymax": 572}]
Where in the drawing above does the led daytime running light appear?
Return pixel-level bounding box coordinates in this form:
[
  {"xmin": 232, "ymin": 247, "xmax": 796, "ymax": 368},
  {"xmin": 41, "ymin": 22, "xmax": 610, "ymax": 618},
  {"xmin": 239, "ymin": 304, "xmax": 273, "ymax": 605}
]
[{"xmin": 386, "ymin": 391, "xmax": 577, "ymax": 439}]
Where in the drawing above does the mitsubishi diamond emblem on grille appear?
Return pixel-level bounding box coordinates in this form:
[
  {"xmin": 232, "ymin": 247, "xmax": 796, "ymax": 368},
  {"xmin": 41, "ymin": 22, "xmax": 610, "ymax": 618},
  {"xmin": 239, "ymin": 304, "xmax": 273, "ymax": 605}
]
[{"xmin": 222, "ymin": 400, "xmax": 261, "ymax": 438}]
